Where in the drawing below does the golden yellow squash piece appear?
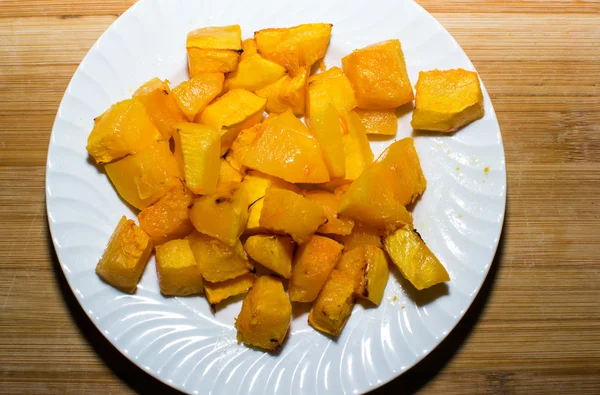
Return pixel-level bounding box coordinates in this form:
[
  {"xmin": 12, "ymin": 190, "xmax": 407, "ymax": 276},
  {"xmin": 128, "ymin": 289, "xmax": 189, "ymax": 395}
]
[
  {"xmin": 224, "ymin": 123, "xmax": 263, "ymax": 174},
  {"xmin": 245, "ymin": 198, "xmax": 266, "ymax": 235},
  {"xmin": 303, "ymin": 190, "xmax": 354, "ymax": 236},
  {"xmin": 187, "ymin": 48, "xmax": 241, "ymax": 76},
  {"xmin": 197, "ymin": 89, "xmax": 266, "ymax": 155},
  {"xmin": 217, "ymin": 158, "xmax": 242, "ymax": 189},
  {"xmin": 235, "ymin": 275, "xmax": 292, "ymax": 351},
  {"xmin": 174, "ymin": 122, "xmax": 221, "ymax": 195},
  {"xmin": 254, "ymin": 23, "xmax": 332, "ymax": 76},
  {"xmin": 255, "ymin": 67, "xmax": 308, "ymax": 115},
  {"xmin": 105, "ymin": 140, "xmax": 182, "ymax": 210},
  {"xmin": 225, "ymin": 52, "xmax": 287, "ymax": 92},
  {"xmin": 244, "ymin": 235, "xmax": 294, "ymax": 278},
  {"xmin": 186, "ymin": 25, "xmax": 242, "ymax": 50},
  {"xmin": 309, "ymin": 104, "xmax": 346, "ymax": 179},
  {"xmin": 239, "ymin": 38, "xmax": 258, "ymax": 62},
  {"xmin": 355, "ymin": 108, "xmax": 398, "ymax": 136},
  {"xmin": 96, "ymin": 216, "xmax": 153, "ymax": 293},
  {"xmin": 334, "ymin": 221, "xmax": 384, "ymax": 251},
  {"xmin": 87, "ymin": 98, "xmax": 161, "ymax": 164},
  {"xmin": 306, "ymin": 67, "xmax": 357, "ymax": 121},
  {"xmin": 336, "ymin": 245, "xmax": 389, "ymax": 306},
  {"xmin": 155, "ymin": 239, "xmax": 203, "ymax": 296},
  {"xmin": 187, "ymin": 231, "xmax": 253, "ymax": 283},
  {"xmin": 242, "ymin": 170, "xmax": 300, "ymax": 204},
  {"xmin": 204, "ymin": 273, "xmax": 255, "ymax": 305},
  {"xmin": 411, "ymin": 68, "xmax": 484, "ymax": 132},
  {"xmin": 341, "ymin": 111, "xmax": 374, "ymax": 180},
  {"xmin": 133, "ymin": 78, "xmax": 187, "ymax": 140},
  {"xmin": 342, "ymin": 39, "xmax": 413, "ymax": 109},
  {"xmin": 385, "ymin": 226, "xmax": 450, "ymax": 290},
  {"xmin": 186, "ymin": 25, "xmax": 242, "ymax": 76},
  {"xmin": 138, "ymin": 181, "xmax": 194, "ymax": 246},
  {"xmin": 260, "ymin": 188, "xmax": 327, "ymax": 244},
  {"xmin": 172, "ymin": 73, "xmax": 225, "ymax": 121},
  {"xmin": 308, "ymin": 269, "xmax": 355, "ymax": 336},
  {"xmin": 189, "ymin": 183, "xmax": 249, "ymax": 247},
  {"xmin": 242, "ymin": 110, "xmax": 330, "ymax": 184},
  {"xmin": 288, "ymin": 235, "xmax": 343, "ymax": 302}
]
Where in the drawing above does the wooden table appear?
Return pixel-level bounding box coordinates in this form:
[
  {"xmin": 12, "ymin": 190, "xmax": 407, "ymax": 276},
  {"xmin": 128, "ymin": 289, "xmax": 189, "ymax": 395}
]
[{"xmin": 1, "ymin": 1, "xmax": 599, "ymax": 394}]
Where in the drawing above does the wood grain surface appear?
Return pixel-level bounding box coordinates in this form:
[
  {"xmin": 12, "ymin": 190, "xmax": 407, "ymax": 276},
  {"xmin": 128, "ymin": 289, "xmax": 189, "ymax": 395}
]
[{"xmin": 1, "ymin": 1, "xmax": 599, "ymax": 394}]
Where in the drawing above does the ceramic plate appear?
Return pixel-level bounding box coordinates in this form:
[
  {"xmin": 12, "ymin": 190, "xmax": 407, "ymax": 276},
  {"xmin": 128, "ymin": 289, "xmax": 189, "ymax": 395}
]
[{"xmin": 46, "ymin": 0, "xmax": 506, "ymax": 393}]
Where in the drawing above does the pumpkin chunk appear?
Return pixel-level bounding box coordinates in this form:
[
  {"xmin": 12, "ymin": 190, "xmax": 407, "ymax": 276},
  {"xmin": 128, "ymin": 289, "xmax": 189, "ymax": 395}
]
[
  {"xmin": 133, "ymin": 78, "xmax": 187, "ymax": 139},
  {"xmin": 308, "ymin": 269, "xmax": 355, "ymax": 336},
  {"xmin": 155, "ymin": 239, "xmax": 203, "ymax": 296},
  {"xmin": 204, "ymin": 273, "xmax": 255, "ymax": 305},
  {"xmin": 244, "ymin": 235, "xmax": 294, "ymax": 278}
]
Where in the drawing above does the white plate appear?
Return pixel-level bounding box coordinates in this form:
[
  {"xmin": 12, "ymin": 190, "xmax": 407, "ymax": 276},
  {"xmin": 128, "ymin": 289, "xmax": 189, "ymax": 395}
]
[{"xmin": 46, "ymin": 0, "xmax": 506, "ymax": 393}]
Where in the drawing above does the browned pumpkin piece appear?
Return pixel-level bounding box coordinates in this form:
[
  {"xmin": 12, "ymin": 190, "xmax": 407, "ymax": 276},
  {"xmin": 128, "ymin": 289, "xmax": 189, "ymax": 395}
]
[
  {"xmin": 336, "ymin": 245, "xmax": 389, "ymax": 306},
  {"xmin": 86, "ymin": 98, "xmax": 162, "ymax": 164},
  {"xmin": 288, "ymin": 235, "xmax": 344, "ymax": 302},
  {"xmin": 260, "ymin": 188, "xmax": 327, "ymax": 244},
  {"xmin": 255, "ymin": 67, "xmax": 308, "ymax": 115},
  {"xmin": 225, "ymin": 51, "xmax": 287, "ymax": 92},
  {"xmin": 172, "ymin": 73, "xmax": 225, "ymax": 121},
  {"xmin": 355, "ymin": 108, "xmax": 398, "ymax": 136},
  {"xmin": 133, "ymin": 77, "xmax": 187, "ymax": 139},
  {"xmin": 342, "ymin": 39, "xmax": 414, "ymax": 109},
  {"xmin": 188, "ymin": 48, "xmax": 241, "ymax": 76},
  {"xmin": 303, "ymin": 190, "xmax": 354, "ymax": 236},
  {"xmin": 138, "ymin": 181, "xmax": 194, "ymax": 246},
  {"xmin": 334, "ymin": 221, "xmax": 384, "ymax": 251},
  {"xmin": 385, "ymin": 226, "xmax": 450, "ymax": 291},
  {"xmin": 244, "ymin": 235, "xmax": 295, "ymax": 278},
  {"xmin": 189, "ymin": 183, "xmax": 249, "ymax": 247},
  {"xmin": 204, "ymin": 273, "xmax": 255, "ymax": 305},
  {"xmin": 306, "ymin": 67, "xmax": 357, "ymax": 122},
  {"xmin": 186, "ymin": 25, "xmax": 242, "ymax": 75},
  {"xmin": 254, "ymin": 23, "xmax": 332, "ymax": 76},
  {"xmin": 235, "ymin": 275, "xmax": 292, "ymax": 350},
  {"xmin": 96, "ymin": 216, "xmax": 153, "ymax": 293},
  {"xmin": 308, "ymin": 269, "xmax": 355, "ymax": 336},
  {"xmin": 105, "ymin": 140, "xmax": 182, "ymax": 210},
  {"xmin": 186, "ymin": 231, "xmax": 253, "ymax": 283},
  {"xmin": 155, "ymin": 239, "xmax": 203, "ymax": 296}
]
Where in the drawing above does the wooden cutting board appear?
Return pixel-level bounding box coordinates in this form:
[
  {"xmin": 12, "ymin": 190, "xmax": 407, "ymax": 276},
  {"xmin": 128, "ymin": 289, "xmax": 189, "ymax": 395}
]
[{"xmin": 0, "ymin": 1, "xmax": 599, "ymax": 394}]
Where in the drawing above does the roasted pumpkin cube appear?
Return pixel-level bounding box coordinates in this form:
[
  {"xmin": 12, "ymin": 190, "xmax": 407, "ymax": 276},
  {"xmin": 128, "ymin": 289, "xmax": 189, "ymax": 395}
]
[
  {"xmin": 342, "ymin": 39, "xmax": 413, "ymax": 109},
  {"xmin": 224, "ymin": 123, "xmax": 263, "ymax": 174},
  {"xmin": 225, "ymin": 52, "xmax": 287, "ymax": 92},
  {"xmin": 105, "ymin": 140, "xmax": 182, "ymax": 209},
  {"xmin": 189, "ymin": 183, "xmax": 249, "ymax": 246},
  {"xmin": 260, "ymin": 188, "xmax": 327, "ymax": 244},
  {"xmin": 336, "ymin": 245, "xmax": 389, "ymax": 305},
  {"xmin": 242, "ymin": 170, "xmax": 300, "ymax": 204},
  {"xmin": 411, "ymin": 68, "xmax": 484, "ymax": 132},
  {"xmin": 303, "ymin": 190, "xmax": 354, "ymax": 236},
  {"xmin": 187, "ymin": 25, "xmax": 242, "ymax": 50},
  {"xmin": 197, "ymin": 89, "xmax": 266, "ymax": 155},
  {"xmin": 242, "ymin": 110, "xmax": 330, "ymax": 184},
  {"xmin": 187, "ymin": 231, "xmax": 253, "ymax": 283},
  {"xmin": 244, "ymin": 235, "xmax": 294, "ymax": 278},
  {"xmin": 334, "ymin": 222, "xmax": 384, "ymax": 251},
  {"xmin": 187, "ymin": 48, "xmax": 241, "ymax": 75},
  {"xmin": 355, "ymin": 108, "xmax": 398, "ymax": 136},
  {"xmin": 174, "ymin": 122, "xmax": 221, "ymax": 195},
  {"xmin": 308, "ymin": 269, "xmax": 355, "ymax": 336},
  {"xmin": 244, "ymin": 198, "xmax": 267, "ymax": 235},
  {"xmin": 87, "ymin": 98, "xmax": 161, "ymax": 164},
  {"xmin": 133, "ymin": 78, "xmax": 187, "ymax": 139},
  {"xmin": 341, "ymin": 111, "xmax": 374, "ymax": 180},
  {"xmin": 172, "ymin": 73, "xmax": 224, "ymax": 121},
  {"xmin": 138, "ymin": 181, "xmax": 194, "ymax": 245},
  {"xmin": 217, "ymin": 158, "xmax": 242, "ymax": 190},
  {"xmin": 384, "ymin": 226, "xmax": 450, "ymax": 290},
  {"xmin": 306, "ymin": 67, "xmax": 356, "ymax": 121},
  {"xmin": 257, "ymin": 67, "xmax": 308, "ymax": 115},
  {"xmin": 289, "ymin": 235, "xmax": 344, "ymax": 303},
  {"xmin": 204, "ymin": 273, "xmax": 255, "ymax": 305},
  {"xmin": 309, "ymin": 104, "xmax": 346, "ymax": 179},
  {"xmin": 95, "ymin": 216, "xmax": 153, "ymax": 293},
  {"xmin": 155, "ymin": 239, "xmax": 203, "ymax": 296},
  {"xmin": 239, "ymin": 38, "xmax": 258, "ymax": 62},
  {"xmin": 254, "ymin": 23, "xmax": 332, "ymax": 75},
  {"xmin": 235, "ymin": 275, "xmax": 291, "ymax": 351},
  {"xmin": 255, "ymin": 75, "xmax": 288, "ymax": 114}
]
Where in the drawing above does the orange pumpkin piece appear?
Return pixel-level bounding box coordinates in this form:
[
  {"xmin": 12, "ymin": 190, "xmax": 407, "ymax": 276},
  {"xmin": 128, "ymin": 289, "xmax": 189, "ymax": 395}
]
[
  {"xmin": 309, "ymin": 104, "xmax": 346, "ymax": 179},
  {"xmin": 172, "ymin": 73, "xmax": 224, "ymax": 121},
  {"xmin": 189, "ymin": 183, "xmax": 249, "ymax": 247},
  {"xmin": 306, "ymin": 67, "xmax": 357, "ymax": 122},
  {"xmin": 239, "ymin": 38, "xmax": 258, "ymax": 62},
  {"xmin": 411, "ymin": 68, "xmax": 484, "ymax": 132},
  {"xmin": 95, "ymin": 216, "xmax": 153, "ymax": 293},
  {"xmin": 355, "ymin": 108, "xmax": 398, "ymax": 136},
  {"xmin": 188, "ymin": 48, "xmax": 241, "ymax": 76},
  {"xmin": 335, "ymin": 245, "xmax": 389, "ymax": 306},
  {"xmin": 224, "ymin": 123, "xmax": 263, "ymax": 174},
  {"xmin": 187, "ymin": 231, "xmax": 253, "ymax": 283},
  {"xmin": 288, "ymin": 235, "xmax": 344, "ymax": 302},
  {"xmin": 204, "ymin": 273, "xmax": 256, "ymax": 305},
  {"xmin": 245, "ymin": 198, "xmax": 267, "ymax": 235},
  {"xmin": 225, "ymin": 52, "xmax": 287, "ymax": 92},
  {"xmin": 342, "ymin": 39, "xmax": 413, "ymax": 109},
  {"xmin": 242, "ymin": 110, "xmax": 330, "ymax": 184},
  {"xmin": 255, "ymin": 67, "xmax": 308, "ymax": 115},
  {"xmin": 244, "ymin": 235, "xmax": 295, "ymax": 278},
  {"xmin": 138, "ymin": 181, "xmax": 194, "ymax": 246},
  {"xmin": 86, "ymin": 98, "xmax": 161, "ymax": 164},
  {"xmin": 308, "ymin": 269, "xmax": 355, "ymax": 336},
  {"xmin": 187, "ymin": 25, "xmax": 242, "ymax": 50},
  {"xmin": 341, "ymin": 111, "xmax": 374, "ymax": 180},
  {"xmin": 260, "ymin": 188, "xmax": 327, "ymax": 244},
  {"xmin": 217, "ymin": 158, "xmax": 242, "ymax": 190},
  {"xmin": 174, "ymin": 122, "xmax": 221, "ymax": 195},
  {"xmin": 155, "ymin": 239, "xmax": 203, "ymax": 296},
  {"xmin": 186, "ymin": 25, "xmax": 242, "ymax": 76},
  {"xmin": 133, "ymin": 78, "xmax": 187, "ymax": 139},
  {"xmin": 196, "ymin": 89, "xmax": 266, "ymax": 155},
  {"xmin": 334, "ymin": 221, "xmax": 384, "ymax": 251},
  {"xmin": 105, "ymin": 140, "xmax": 182, "ymax": 210},
  {"xmin": 254, "ymin": 23, "xmax": 332, "ymax": 76},
  {"xmin": 242, "ymin": 170, "xmax": 300, "ymax": 204},
  {"xmin": 303, "ymin": 190, "xmax": 354, "ymax": 236}
]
